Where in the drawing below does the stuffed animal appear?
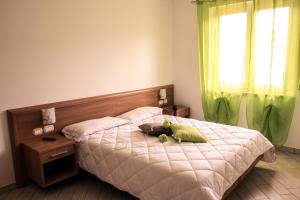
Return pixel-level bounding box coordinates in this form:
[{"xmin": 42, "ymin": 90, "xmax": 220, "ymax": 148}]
[
  {"xmin": 139, "ymin": 119, "xmax": 175, "ymax": 143},
  {"xmin": 139, "ymin": 120, "xmax": 173, "ymax": 137},
  {"xmin": 158, "ymin": 134, "xmax": 168, "ymax": 143},
  {"xmin": 163, "ymin": 119, "xmax": 173, "ymax": 128}
]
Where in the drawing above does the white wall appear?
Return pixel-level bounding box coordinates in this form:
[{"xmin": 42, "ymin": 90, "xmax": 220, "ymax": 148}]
[
  {"xmin": 0, "ymin": 0, "xmax": 173, "ymax": 187},
  {"xmin": 172, "ymin": 0, "xmax": 300, "ymax": 148},
  {"xmin": 172, "ymin": 0, "xmax": 204, "ymax": 120}
]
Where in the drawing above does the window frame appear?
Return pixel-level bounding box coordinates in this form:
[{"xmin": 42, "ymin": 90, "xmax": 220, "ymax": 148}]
[{"xmin": 208, "ymin": 0, "xmax": 292, "ymax": 95}]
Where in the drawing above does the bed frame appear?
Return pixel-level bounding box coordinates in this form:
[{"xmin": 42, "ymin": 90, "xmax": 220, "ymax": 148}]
[
  {"xmin": 222, "ymin": 154, "xmax": 263, "ymax": 199},
  {"xmin": 7, "ymin": 84, "xmax": 262, "ymax": 199}
]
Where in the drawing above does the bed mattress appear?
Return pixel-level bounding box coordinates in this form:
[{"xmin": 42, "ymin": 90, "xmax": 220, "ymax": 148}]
[{"xmin": 76, "ymin": 115, "xmax": 275, "ymax": 200}]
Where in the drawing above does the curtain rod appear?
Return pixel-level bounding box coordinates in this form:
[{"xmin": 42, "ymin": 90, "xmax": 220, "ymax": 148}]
[{"xmin": 191, "ymin": 0, "xmax": 216, "ymax": 4}]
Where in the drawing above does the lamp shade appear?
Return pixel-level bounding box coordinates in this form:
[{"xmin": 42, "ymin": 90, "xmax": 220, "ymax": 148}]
[
  {"xmin": 41, "ymin": 108, "xmax": 56, "ymax": 125},
  {"xmin": 159, "ymin": 89, "xmax": 167, "ymax": 99}
]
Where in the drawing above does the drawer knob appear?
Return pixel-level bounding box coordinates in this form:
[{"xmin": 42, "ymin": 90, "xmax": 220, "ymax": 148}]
[{"xmin": 50, "ymin": 150, "xmax": 68, "ymax": 158}]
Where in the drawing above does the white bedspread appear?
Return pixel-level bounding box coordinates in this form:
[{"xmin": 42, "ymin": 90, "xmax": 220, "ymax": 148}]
[{"xmin": 77, "ymin": 115, "xmax": 275, "ymax": 200}]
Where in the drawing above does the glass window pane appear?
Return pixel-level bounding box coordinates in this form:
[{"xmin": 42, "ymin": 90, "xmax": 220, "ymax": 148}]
[
  {"xmin": 253, "ymin": 7, "xmax": 289, "ymax": 87},
  {"xmin": 219, "ymin": 13, "xmax": 248, "ymax": 86}
]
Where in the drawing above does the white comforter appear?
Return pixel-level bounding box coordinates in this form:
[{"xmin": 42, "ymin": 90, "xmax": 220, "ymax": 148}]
[{"xmin": 77, "ymin": 115, "xmax": 275, "ymax": 200}]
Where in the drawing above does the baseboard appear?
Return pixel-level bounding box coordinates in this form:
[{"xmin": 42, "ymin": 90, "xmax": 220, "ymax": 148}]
[
  {"xmin": 277, "ymin": 146, "xmax": 300, "ymax": 155},
  {"xmin": 0, "ymin": 183, "xmax": 15, "ymax": 194}
]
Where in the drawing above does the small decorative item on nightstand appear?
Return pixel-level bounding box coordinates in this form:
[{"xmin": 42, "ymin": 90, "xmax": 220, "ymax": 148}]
[
  {"xmin": 41, "ymin": 108, "xmax": 56, "ymax": 135},
  {"xmin": 41, "ymin": 108, "xmax": 56, "ymax": 125},
  {"xmin": 158, "ymin": 88, "xmax": 168, "ymax": 106},
  {"xmin": 163, "ymin": 105, "xmax": 190, "ymax": 118},
  {"xmin": 22, "ymin": 134, "xmax": 78, "ymax": 188}
]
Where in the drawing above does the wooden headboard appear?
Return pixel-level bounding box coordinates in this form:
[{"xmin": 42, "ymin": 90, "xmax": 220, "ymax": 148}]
[{"xmin": 7, "ymin": 84, "xmax": 174, "ymax": 187}]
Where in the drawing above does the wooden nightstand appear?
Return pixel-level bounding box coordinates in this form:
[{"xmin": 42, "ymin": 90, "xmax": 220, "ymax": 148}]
[
  {"xmin": 22, "ymin": 134, "xmax": 78, "ymax": 188},
  {"xmin": 163, "ymin": 105, "xmax": 190, "ymax": 118}
]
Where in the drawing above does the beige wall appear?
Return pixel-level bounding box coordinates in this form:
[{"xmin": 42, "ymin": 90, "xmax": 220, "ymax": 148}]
[
  {"xmin": 172, "ymin": 0, "xmax": 204, "ymax": 119},
  {"xmin": 0, "ymin": 0, "xmax": 173, "ymax": 187},
  {"xmin": 173, "ymin": 0, "xmax": 300, "ymax": 148}
]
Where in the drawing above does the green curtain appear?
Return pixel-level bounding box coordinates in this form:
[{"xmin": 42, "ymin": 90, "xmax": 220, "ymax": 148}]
[
  {"xmin": 203, "ymin": 91, "xmax": 242, "ymax": 125},
  {"xmin": 197, "ymin": 0, "xmax": 248, "ymax": 125},
  {"xmin": 247, "ymin": 0, "xmax": 300, "ymax": 146},
  {"xmin": 247, "ymin": 95, "xmax": 296, "ymax": 145},
  {"xmin": 197, "ymin": 0, "xmax": 300, "ymax": 145}
]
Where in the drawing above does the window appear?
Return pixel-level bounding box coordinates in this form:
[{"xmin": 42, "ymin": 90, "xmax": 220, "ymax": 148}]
[
  {"xmin": 215, "ymin": 3, "xmax": 290, "ymax": 92},
  {"xmin": 253, "ymin": 7, "xmax": 289, "ymax": 88},
  {"xmin": 219, "ymin": 12, "xmax": 248, "ymax": 87}
]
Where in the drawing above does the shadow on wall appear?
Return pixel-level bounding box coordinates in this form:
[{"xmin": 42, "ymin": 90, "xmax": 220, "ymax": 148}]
[{"xmin": 0, "ymin": 110, "xmax": 15, "ymax": 187}]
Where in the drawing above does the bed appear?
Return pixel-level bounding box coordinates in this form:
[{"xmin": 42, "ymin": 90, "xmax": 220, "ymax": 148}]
[
  {"xmin": 75, "ymin": 114, "xmax": 275, "ymax": 200},
  {"xmin": 7, "ymin": 85, "xmax": 275, "ymax": 199}
]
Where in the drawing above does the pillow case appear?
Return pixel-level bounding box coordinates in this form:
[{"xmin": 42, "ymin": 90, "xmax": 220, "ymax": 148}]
[
  {"xmin": 170, "ymin": 124, "xmax": 207, "ymax": 143},
  {"xmin": 62, "ymin": 116, "xmax": 129, "ymax": 141},
  {"xmin": 118, "ymin": 106, "xmax": 163, "ymax": 122},
  {"xmin": 139, "ymin": 123, "xmax": 172, "ymax": 136}
]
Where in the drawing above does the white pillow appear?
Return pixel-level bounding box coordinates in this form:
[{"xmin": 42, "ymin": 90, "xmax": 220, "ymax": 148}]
[
  {"xmin": 118, "ymin": 106, "xmax": 163, "ymax": 122},
  {"xmin": 62, "ymin": 116, "xmax": 129, "ymax": 141}
]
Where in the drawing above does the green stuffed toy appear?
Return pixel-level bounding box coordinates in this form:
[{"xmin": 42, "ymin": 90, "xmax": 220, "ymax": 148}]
[
  {"xmin": 158, "ymin": 119, "xmax": 174, "ymax": 143},
  {"xmin": 158, "ymin": 134, "xmax": 168, "ymax": 143},
  {"xmin": 162, "ymin": 119, "xmax": 207, "ymax": 143},
  {"xmin": 162, "ymin": 119, "xmax": 175, "ymax": 142},
  {"xmin": 163, "ymin": 119, "xmax": 173, "ymax": 128}
]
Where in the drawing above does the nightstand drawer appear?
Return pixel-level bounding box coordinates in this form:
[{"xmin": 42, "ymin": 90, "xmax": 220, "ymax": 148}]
[{"xmin": 40, "ymin": 145, "xmax": 74, "ymax": 163}]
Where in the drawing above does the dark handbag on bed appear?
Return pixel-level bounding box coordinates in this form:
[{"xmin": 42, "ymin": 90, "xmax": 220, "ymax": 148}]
[{"xmin": 139, "ymin": 123, "xmax": 173, "ymax": 137}]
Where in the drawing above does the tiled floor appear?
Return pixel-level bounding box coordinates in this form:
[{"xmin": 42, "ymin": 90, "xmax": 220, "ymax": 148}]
[
  {"xmin": 1, "ymin": 151, "xmax": 300, "ymax": 200},
  {"xmin": 228, "ymin": 151, "xmax": 300, "ymax": 200}
]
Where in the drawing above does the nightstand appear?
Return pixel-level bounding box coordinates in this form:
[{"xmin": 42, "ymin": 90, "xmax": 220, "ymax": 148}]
[
  {"xmin": 22, "ymin": 134, "xmax": 78, "ymax": 188},
  {"xmin": 163, "ymin": 105, "xmax": 190, "ymax": 118}
]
